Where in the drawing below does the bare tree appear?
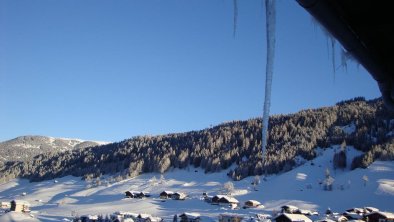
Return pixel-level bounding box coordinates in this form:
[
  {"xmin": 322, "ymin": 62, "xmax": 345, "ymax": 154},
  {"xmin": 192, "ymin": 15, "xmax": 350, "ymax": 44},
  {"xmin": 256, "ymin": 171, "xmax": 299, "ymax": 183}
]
[{"xmin": 223, "ymin": 181, "xmax": 235, "ymax": 195}]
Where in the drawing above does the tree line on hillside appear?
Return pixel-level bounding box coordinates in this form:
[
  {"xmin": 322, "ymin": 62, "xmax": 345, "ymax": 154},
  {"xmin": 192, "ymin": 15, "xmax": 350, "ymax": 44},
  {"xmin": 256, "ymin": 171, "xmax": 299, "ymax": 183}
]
[{"xmin": 0, "ymin": 97, "xmax": 393, "ymax": 183}]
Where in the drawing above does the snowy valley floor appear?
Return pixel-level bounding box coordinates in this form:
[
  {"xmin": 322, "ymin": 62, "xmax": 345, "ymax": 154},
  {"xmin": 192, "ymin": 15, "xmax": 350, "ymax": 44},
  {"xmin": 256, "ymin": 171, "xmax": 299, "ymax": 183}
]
[{"xmin": 0, "ymin": 146, "xmax": 394, "ymax": 222}]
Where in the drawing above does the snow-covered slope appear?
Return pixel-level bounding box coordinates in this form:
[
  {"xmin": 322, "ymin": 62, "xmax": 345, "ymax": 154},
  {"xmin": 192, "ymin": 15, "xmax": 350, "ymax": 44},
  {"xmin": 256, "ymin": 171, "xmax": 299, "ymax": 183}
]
[
  {"xmin": 0, "ymin": 136, "xmax": 109, "ymax": 163},
  {"xmin": 0, "ymin": 146, "xmax": 393, "ymax": 222}
]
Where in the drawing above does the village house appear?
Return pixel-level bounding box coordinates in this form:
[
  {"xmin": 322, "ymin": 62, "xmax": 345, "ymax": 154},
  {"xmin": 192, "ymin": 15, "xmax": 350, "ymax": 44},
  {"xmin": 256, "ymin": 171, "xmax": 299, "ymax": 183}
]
[
  {"xmin": 172, "ymin": 192, "xmax": 187, "ymax": 200},
  {"xmin": 243, "ymin": 200, "xmax": 263, "ymax": 209},
  {"xmin": 137, "ymin": 213, "xmax": 163, "ymax": 222},
  {"xmin": 179, "ymin": 212, "xmax": 201, "ymax": 222},
  {"xmin": 274, "ymin": 213, "xmax": 312, "ymax": 222},
  {"xmin": 125, "ymin": 191, "xmax": 150, "ymax": 198},
  {"xmin": 364, "ymin": 211, "xmax": 394, "ymax": 222},
  {"xmin": 1, "ymin": 201, "xmax": 11, "ymax": 209},
  {"xmin": 219, "ymin": 213, "xmax": 244, "ymax": 222},
  {"xmin": 10, "ymin": 200, "xmax": 30, "ymax": 213},
  {"xmin": 280, "ymin": 205, "xmax": 299, "ymax": 214},
  {"xmin": 111, "ymin": 211, "xmax": 139, "ymax": 222},
  {"xmin": 77, "ymin": 214, "xmax": 99, "ymax": 222},
  {"xmin": 160, "ymin": 191, "xmax": 175, "ymax": 199},
  {"xmin": 211, "ymin": 195, "xmax": 239, "ymax": 207}
]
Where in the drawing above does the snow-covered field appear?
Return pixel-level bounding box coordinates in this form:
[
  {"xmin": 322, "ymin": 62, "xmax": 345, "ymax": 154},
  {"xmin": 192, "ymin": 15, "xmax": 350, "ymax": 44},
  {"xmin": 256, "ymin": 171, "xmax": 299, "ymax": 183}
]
[{"xmin": 0, "ymin": 146, "xmax": 393, "ymax": 221}]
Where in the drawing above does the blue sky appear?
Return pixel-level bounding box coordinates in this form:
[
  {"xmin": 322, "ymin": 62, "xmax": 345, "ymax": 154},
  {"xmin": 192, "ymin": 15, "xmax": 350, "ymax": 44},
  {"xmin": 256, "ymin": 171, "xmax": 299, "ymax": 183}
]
[{"xmin": 0, "ymin": 0, "xmax": 380, "ymax": 142}]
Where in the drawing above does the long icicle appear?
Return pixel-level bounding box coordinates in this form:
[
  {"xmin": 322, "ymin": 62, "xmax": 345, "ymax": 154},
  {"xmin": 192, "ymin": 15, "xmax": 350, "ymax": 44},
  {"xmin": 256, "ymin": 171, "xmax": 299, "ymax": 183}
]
[
  {"xmin": 262, "ymin": 0, "xmax": 276, "ymax": 161},
  {"xmin": 233, "ymin": 0, "xmax": 238, "ymax": 38}
]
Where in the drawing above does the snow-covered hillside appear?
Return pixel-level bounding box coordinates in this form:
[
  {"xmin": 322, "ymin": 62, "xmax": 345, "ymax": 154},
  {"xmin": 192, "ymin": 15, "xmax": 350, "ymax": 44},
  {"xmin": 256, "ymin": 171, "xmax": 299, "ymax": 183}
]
[
  {"xmin": 0, "ymin": 136, "xmax": 109, "ymax": 163},
  {"xmin": 0, "ymin": 146, "xmax": 393, "ymax": 222}
]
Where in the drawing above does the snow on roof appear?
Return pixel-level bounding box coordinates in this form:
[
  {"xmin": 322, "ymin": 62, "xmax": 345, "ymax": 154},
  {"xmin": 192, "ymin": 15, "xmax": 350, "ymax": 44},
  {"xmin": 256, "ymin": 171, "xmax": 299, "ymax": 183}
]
[
  {"xmin": 277, "ymin": 213, "xmax": 312, "ymax": 222},
  {"xmin": 181, "ymin": 212, "xmax": 201, "ymax": 219},
  {"xmin": 282, "ymin": 205, "xmax": 299, "ymax": 210},
  {"xmin": 364, "ymin": 207, "xmax": 379, "ymax": 212},
  {"xmin": 367, "ymin": 211, "xmax": 394, "ymax": 219},
  {"xmin": 245, "ymin": 200, "xmax": 261, "ymax": 205},
  {"xmin": 220, "ymin": 196, "xmax": 239, "ymax": 203},
  {"xmin": 214, "ymin": 195, "xmax": 239, "ymax": 203}
]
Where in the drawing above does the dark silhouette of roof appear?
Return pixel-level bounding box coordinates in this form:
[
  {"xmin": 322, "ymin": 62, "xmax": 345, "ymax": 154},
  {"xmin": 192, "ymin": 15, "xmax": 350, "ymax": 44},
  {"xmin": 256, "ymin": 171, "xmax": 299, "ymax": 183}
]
[{"xmin": 297, "ymin": 0, "xmax": 394, "ymax": 111}]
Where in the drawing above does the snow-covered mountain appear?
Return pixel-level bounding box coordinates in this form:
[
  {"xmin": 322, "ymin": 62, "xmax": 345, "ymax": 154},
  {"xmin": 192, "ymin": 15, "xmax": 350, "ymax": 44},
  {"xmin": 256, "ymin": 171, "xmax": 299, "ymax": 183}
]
[
  {"xmin": 0, "ymin": 136, "xmax": 108, "ymax": 163},
  {"xmin": 0, "ymin": 146, "xmax": 393, "ymax": 222}
]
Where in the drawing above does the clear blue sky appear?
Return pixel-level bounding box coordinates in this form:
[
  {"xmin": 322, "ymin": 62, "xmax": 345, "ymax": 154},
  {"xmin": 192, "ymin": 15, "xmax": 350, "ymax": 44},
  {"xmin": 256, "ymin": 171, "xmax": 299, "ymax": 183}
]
[{"xmin": 0, "ymin": 0, "xmax": 380, "ymax": 142}]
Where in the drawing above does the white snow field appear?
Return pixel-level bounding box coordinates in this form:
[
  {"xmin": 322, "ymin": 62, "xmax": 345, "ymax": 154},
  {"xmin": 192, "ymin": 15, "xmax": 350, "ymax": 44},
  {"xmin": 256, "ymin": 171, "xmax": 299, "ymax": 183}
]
[{"xmin": 0, "ymin": 146, "xmax": 393, "ymax": 222}]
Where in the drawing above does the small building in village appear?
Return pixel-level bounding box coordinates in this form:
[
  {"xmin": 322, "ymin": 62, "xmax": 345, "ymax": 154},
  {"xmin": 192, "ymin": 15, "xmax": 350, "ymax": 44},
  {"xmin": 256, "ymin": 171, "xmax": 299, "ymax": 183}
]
[
  {"xmin": 219, "ymin": 213, "xmax": 244, "ymax": 222},
  {"xmin": 138, "ymin": 213, "xmax": 163, "ymax": 222},
  {"xmin": 111, "ymin": 211, "xmax": 139, "ymax": 222},
  {"xmin": 160, "ymin": 191, "xmax": 175, "ymax": 199},
  {"xmin": 364, "ymin": 211, "xmax": 394, "ymax": 222},
  {"xmin": 125, "ymin": 191, "xmax": 150, "ymax": 198},
  {"xmin": 280, "ymin": 205, "xmax": 299, "ymax": 214},
  {"xmin": 172, "ymin": 192, "xmax": 187, "ymax": 200},
  {"xmin": 179, "ymin": 212, "xmax": 201, "ymax": 222},
  {"xmin": 243, "ymin": 200, "xmax": 263, "ymax": 209},
  {"xmin": 1, "ymin": 201, "xmax": 11, "ymax": 209},
  {"xmin": 10, "ymin": 200, "xmax": 30, "ymax": 213},
  {"xmin": 78, "ymin": 214, "xmax": 99, "ymax": 222},
  {"xmin": 212, "ymin": 195, "xmax": 239, "ymax": 205},
  {"xmin": 274, "ymin": 213, "xmax": 312, "ymax": 222}
]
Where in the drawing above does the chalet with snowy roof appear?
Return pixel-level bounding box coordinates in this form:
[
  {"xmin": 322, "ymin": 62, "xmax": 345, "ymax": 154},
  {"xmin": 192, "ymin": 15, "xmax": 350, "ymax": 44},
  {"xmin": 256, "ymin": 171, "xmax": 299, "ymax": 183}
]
[
  {"xmin": 179, "ymin": 212, "xmax": 201, "ymax": 222},
  {"xmin": 243, "ymin": 200, "xmax": 262, "ymax": 209},
  {"xmin": 219, "ymin": 213, "xmax": 244, "ymax": 222},
  {"xmin": 343, "ymin": 212, "xmax": 363, "ymax": 220},
  {"xmin": 172, "ymin": 192, "xmax": 187, "ymax": 200},
  {"xmin": 364, "ymin": 211, "xmax": 394, "ymax": 222},
  {"xmin": 1, "ymin": 201, "xmax": 10, "ymax": 209},
  {"xmin": 274, "ymin": 213, "xmax": 312, "ymax": 222},
  {"xmin": 160, "ymin": 191, "xmax": 175, "ymax": 199},
  {"xmin": 79, "ymin": 214, "xmax": 99, "ymax": 222},
  {"xmin": 281, "ymin": 205, "xmax": 299, "ymax": 214},
  {"xmin": 111, "ymin": 211, "xmax": 139, "ymax": 222},
  {"xmin": 125, "ymin": 191, "xmax": 151, "ymax": 198},
  {"xmin": 212, "ymin": 195, "xmax": 239, "ymax": 205},
  {"xmin": 10, "ymin": 200, "xmax": 30, "ymax": 213},
  {"xmin": 137, "ymin": 213, "xmax": 163, "ymax": 222},
  {"xmin": 364, "ymin": 207, "xmax": 380, "ymax": 213}
]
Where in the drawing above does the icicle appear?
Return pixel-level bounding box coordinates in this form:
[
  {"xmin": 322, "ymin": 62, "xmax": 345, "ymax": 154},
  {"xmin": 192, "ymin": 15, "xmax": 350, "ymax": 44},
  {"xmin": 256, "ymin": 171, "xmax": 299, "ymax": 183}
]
[
  {"xmin": 262, "ymin": 0, "xmax": 276, "ymax": 160},
  {"xmin": 341, "ymin": 48, "xmax": 348, "ymax": 72},
  {"xmin": 233, "ymin": 0, "xmax": 238, "ymax": 38},
  {"xmin": 330, "ymin": 37, "xmax": 336, "ymax": 82}
]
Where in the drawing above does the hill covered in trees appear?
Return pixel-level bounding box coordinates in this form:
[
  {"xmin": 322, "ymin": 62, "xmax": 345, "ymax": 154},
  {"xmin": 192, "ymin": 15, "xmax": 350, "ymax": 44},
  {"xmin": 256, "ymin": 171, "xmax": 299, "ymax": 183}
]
[{"xmin": 0, "ymin": 97, "xmax": 393, "ymax": 183}]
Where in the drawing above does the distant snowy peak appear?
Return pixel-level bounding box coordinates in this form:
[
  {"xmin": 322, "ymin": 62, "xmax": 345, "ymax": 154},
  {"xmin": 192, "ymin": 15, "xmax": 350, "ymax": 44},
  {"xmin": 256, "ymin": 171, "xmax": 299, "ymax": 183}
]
[{"xmin": 0, "ymin": 135, "xmax": 109, "ymax": 163}]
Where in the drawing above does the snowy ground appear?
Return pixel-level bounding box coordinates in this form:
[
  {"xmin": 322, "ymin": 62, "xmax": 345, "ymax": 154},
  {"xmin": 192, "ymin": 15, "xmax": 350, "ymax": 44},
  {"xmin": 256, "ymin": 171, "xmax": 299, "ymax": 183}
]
[{"xmin": 0, "ymin": 146, "xmax": 393, "ymax": 222}]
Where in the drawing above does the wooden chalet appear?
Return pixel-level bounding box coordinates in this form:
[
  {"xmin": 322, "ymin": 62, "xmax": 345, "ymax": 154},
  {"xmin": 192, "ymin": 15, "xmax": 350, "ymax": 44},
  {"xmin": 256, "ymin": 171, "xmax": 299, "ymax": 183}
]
[
  {"xmin": 219, "ymin": 213, "xmax": 244, "ymax": 222},
  {"xmin": 243, "ymin": 200, "xmax": 262, "ymax": 209},
  {"xmin": 10, "ymin": 200, "xmax": 30, "ymax": 213},
  {"xmin": 160, "ymin": 191, "xmax": 175, "ymax": 199},
  {"xmin": 281, "ymin": 205, "xmax": 299, "ymax": 214},
  {"xmin": 79, "ymin": 215, "xmax": 99, "ymax": 222},
  {"xmin": 138, "ymin": 213, "xmax": 163, "ymax": 222},
  {"xmin": 172, "ymin": 192, "xmax": 187, "ymax": 200},
  {"xmin": 364, "ymin": 211, "xmax": 394, "ymax": 222},
  {"xmin": 179, "ymin": 212, "xmax": 201, "ymax": 222},
  {"xmin": 125, "ymin": 191, "xmax": 150, "ymax": 198},
  {"xmin": 274, "ymin": 213, "xmax": 312, "ymax": 222},
  {"xmin": 1, "ymin": 201, "xmax": 10, "ymax": 209},
  {"xmin": 212, "ymin": 195, "xmax": 239, "ymax": 205}
]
